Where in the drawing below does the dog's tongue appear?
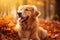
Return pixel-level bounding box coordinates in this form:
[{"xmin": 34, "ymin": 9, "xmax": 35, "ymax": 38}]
[
  {"xmin": 19, "ymin": 16, "xmax": 29, "ymax": 23},
  {"xmin": 19, "ymin": 18, "xmax": 24, "ymax": 22}
]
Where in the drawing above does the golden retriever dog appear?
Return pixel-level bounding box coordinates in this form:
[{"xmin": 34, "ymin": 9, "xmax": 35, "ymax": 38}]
[{"xmin": 14, "ymin": 5, "xmax": 48, "ymax": 40}]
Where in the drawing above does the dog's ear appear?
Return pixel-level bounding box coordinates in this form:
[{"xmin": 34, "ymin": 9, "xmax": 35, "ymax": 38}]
[
  {"xmin": 32, "ymin": 5, "xmax": 41, "ymax": 17},
  {"xmin": 35, "ymin": 10, "xmax": 40, "ymax": 16}
]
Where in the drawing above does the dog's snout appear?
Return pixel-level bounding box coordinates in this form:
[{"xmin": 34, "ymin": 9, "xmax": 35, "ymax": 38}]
[{"xmin": 17, "ymin": 12, "xmax": 22, "ymax": 17}]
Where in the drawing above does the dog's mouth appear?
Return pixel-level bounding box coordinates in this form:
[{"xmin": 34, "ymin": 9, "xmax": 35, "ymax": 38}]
[{"xmin": 19, "ymin": 16, "xmax": 29, "ymax": 23}]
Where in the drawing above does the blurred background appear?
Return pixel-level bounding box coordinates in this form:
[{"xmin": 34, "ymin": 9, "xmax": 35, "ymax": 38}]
[{"xmin": 0, "ymin": 0, "xmax": 57, "ymax": 20}]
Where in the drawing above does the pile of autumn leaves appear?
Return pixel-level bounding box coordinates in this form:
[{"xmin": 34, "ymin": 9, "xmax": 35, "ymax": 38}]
[{"xmin": 0, "ymin": 18, "xmax": 20, "ymax": 40}]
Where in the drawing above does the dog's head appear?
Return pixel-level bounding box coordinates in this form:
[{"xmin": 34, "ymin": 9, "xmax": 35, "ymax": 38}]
[{"xmin": 17, "ymin": 5, "xmax": 41, "ymax": 23}]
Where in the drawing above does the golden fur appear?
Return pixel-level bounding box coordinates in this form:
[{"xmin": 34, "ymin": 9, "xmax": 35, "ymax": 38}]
[{"xmin": 14, "ymin": 5, "xmax": 48, "ymax": 40}]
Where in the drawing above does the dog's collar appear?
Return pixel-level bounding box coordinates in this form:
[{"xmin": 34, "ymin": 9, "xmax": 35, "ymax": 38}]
[{"xmin": 26, "ymin": 27, "xmax": 32, "ymax": 31}]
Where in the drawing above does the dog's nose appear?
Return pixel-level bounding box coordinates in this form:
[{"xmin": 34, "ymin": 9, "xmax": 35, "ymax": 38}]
[{"xmin": 17, "ymin": 12, "xmax": 22, "ymax": 17}]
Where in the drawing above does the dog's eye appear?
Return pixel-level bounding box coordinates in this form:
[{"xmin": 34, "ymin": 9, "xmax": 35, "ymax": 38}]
[{"xmin": 25, "ymin": 9, "xmax": 28, "ymax": 11}]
